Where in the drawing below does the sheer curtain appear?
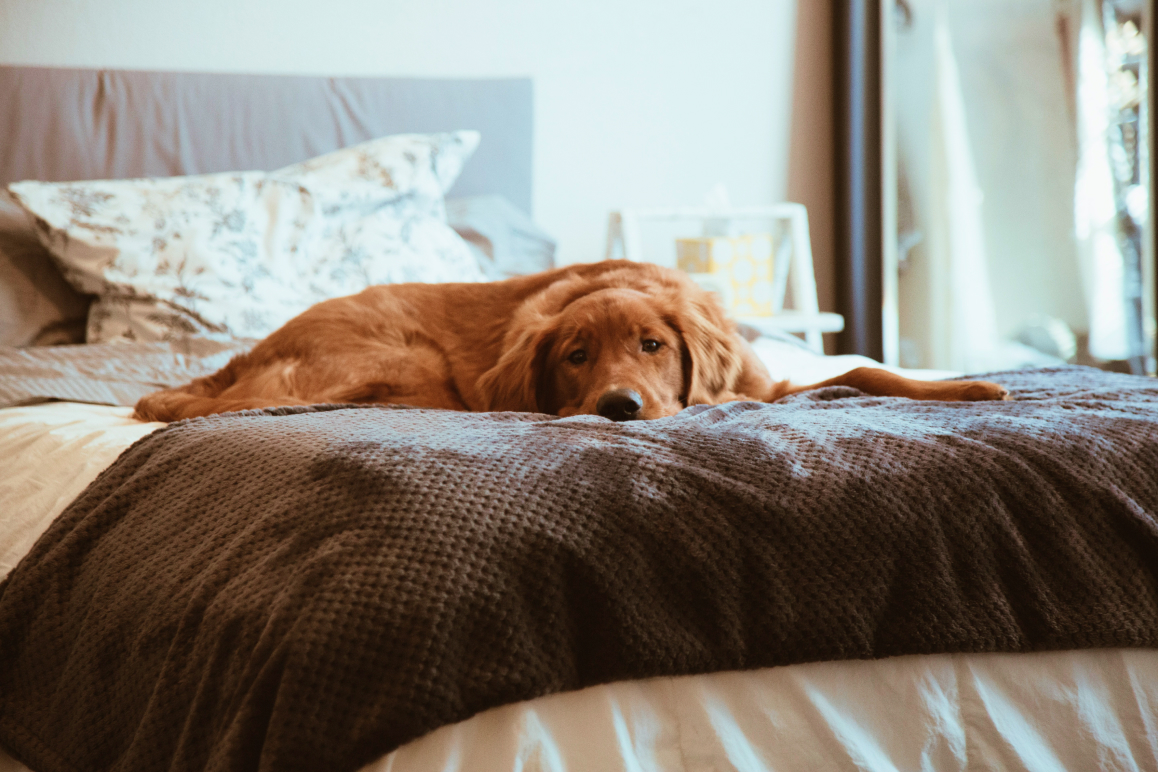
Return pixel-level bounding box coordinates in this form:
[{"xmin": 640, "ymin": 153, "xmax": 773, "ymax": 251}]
[
  {"xmin": 924, "ymin": 2, "xmax": 1001, "ymax": 373},
  {"xmin": 1074, "ymin": 0, "xmax": 1130, "ymax": 362}
]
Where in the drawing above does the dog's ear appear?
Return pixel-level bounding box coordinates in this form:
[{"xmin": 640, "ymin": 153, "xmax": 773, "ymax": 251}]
[
  {"xmin": 477, "ymin": 325, "xmax": 554, "ymax": 413},
  {"xmin": 664, "ymin": 288, "xmax": 745, "ymax": 406}
]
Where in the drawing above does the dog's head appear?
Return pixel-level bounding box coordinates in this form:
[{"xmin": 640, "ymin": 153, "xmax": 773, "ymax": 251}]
[{"xmin": 476, "ymin": 264, "xmax": 745, "ymax": 420}]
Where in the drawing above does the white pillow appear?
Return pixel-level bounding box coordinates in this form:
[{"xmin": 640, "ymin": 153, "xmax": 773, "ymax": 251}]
[{"xmin": 10, "ymin": 131, "xmax": 486, "ymax": 344}]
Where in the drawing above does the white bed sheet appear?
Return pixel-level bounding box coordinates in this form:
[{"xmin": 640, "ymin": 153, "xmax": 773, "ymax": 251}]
[
  {"xmin": 0, "ymin": 402, "xmax": 162, "ymax": 580},
  {"xmin": 749, "ymin": 336, "xmax": 960, "ymax": 385},
  {"xmin": 2, "ymin": 345, "xmax": 1156, "ymax": 772},
  {"xmin": 370, "ymin": 648, "xmax": 1158, "ymax": 772}
]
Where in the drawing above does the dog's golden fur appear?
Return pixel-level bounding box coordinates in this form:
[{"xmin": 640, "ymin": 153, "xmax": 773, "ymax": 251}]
[{"xmin": 134, "ymin": 260, "xmax": 1007, "ymax": 423}]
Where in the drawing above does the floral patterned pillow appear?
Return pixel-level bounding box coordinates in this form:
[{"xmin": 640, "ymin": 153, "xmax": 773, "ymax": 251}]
[{"xmin": 9, "ymin": 131, "xmax": 486, "ymax": 344}]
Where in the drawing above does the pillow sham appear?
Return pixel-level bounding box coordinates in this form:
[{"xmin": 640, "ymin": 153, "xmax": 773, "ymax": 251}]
[
  {"xmin": 9, "ymin": 131, "xmax": 485, "ymax": 344},
  {"xmin": 0, "ymin": 192, "xmax": 89, "ymax": 346}
]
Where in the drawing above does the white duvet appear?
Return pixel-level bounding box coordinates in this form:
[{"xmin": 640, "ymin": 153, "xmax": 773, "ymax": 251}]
[{"xmin": 2, "ymin": 342, "xmax": 1156, "ymax": 772}]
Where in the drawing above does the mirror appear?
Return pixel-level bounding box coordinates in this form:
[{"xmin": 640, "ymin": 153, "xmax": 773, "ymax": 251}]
[{"xmin": 884, "ymin": 0, "xmax": 1154, "ymax": 375}]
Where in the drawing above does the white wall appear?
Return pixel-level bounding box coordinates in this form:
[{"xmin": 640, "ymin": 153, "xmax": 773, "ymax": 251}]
[{"xmin": 0, "ymin": 0, "xmax": 835, "ymax": 314}]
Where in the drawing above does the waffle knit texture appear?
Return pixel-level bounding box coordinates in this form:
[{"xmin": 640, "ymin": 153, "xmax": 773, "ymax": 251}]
[{"xmin": 1, "ymin": 366, "xmax": 1157, "ymax": 772}]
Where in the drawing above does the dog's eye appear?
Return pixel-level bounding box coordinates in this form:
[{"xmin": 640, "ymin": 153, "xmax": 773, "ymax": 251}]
[
  {"xmin": 641, "ymin": 339, "xmax": 661, "ymax": 353},
  {"xmin": 568, "ymin": 349, "xmax": 587, "ymax": 365}
]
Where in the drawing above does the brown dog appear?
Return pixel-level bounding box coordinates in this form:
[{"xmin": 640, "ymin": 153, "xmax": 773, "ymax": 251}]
[{"xmin": 134, "ymin": 260, "xmax": 1007, "ymax": 423}]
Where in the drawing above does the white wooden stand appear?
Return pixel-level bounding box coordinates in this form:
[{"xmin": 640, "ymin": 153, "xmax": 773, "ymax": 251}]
[{"xmin": 605, "ymin": 204, "xmax": 843, "ymax": 353}]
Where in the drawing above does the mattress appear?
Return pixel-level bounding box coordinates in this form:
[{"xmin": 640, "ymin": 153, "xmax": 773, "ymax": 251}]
[{"xmin": 2, "ymin": 343, "xmax": 1157, "ymax": 772}]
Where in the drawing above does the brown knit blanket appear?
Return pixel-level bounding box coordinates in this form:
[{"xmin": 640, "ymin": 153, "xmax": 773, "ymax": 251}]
[{"xmin": 2, "ymin": 366, "xmax": 1157, "ymax": 772}]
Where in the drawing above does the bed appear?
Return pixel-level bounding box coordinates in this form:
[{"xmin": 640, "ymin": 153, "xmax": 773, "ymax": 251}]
[{"xmin": 1, "ymin": 65, "xmax": 1158, "ymax": 772}]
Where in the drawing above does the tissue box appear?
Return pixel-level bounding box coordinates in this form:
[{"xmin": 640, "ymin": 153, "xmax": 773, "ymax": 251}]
[{"xmin": 675, "ymin": 234, "xmax": 775, "ymax": 316}]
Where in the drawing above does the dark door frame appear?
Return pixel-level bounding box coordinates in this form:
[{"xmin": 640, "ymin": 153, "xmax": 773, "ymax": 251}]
[{"xmin": 834, "ymin": 0, "xmax": 884, "ymax": 359}]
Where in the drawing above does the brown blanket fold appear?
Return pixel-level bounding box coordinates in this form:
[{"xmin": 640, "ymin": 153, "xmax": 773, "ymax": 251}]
[{"xmin": 1, "ymin": 366, "xmax": 1157, "ymax": 772}]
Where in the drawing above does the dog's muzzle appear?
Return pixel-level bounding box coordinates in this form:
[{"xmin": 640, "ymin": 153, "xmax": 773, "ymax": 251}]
[{"xmin": 596, "ymin": 389, "xmax": 643, "ymax": 421}]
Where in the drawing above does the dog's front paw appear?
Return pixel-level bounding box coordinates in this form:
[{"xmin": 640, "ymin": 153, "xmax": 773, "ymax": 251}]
[{"xmin": 958, "ymin": 380, "xmax": 1010, "ymax": 401}]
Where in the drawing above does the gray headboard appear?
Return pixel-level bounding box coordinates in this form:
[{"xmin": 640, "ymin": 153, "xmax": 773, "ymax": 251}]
[{"xmin": 0, "ymin": 66, "xmax": 533, "ymax": 214}]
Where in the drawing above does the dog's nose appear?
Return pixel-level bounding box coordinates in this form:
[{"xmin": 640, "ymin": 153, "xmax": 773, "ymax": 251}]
[{"xmin": 596, "ymin": 389, "xmax": 643, "ymax": 421}]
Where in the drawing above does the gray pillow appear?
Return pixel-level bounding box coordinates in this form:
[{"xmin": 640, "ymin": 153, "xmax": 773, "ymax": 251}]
[
  {"xmin": 447, "ymin": 195, "xmax": 556, "ymax": 280},
  {"xmin": 0, "ymin": 191, "xmax": 88, "ymax": 346}
]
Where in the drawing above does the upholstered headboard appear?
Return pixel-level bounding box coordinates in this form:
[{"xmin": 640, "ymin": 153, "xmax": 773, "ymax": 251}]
[{"xmin": 0, "ymin": 65, "xmax": 533, "ymax": 214}]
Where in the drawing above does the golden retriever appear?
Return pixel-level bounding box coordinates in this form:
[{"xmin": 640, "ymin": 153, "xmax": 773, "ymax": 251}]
[{"xmin": 133, "ymin": 260, "xmax": 1008, "ymax": 423}]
